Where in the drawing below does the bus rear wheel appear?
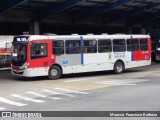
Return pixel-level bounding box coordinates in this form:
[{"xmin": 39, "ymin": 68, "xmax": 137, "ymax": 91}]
[
  {"xmin": 48, "ymin": 66, "xmax": 62, "ymax": 80},
  {"xmin": 114, "ymin": 61, "xmax": 124, "ymax": 74}
]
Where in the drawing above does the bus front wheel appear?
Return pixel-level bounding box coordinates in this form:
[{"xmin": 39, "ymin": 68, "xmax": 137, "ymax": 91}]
[
  {"xmin": 48, "ymin": 66, "xmax": 62, "ymax": 80},
  {"xmin": 114, "ymin": 61, "xmax": 124, "ymax": 74}
]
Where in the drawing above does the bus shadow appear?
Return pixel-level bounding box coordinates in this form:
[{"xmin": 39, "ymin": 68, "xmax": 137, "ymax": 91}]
[
  {"xmin": 12, "ymin": 76, "xmax": 48, "ymax": 81},
  {"xmin": 0, "ymin": 69, "xmax": 150, "ymax": 82},
  {"xmin": 61, "ymin": 69, "xmax": 149, "ymax": 79}
]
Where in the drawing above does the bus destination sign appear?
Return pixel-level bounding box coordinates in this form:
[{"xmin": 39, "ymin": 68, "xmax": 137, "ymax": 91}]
[{"xmin": 13, "ymin": 36, "xmax": 29, "ymax": 43}]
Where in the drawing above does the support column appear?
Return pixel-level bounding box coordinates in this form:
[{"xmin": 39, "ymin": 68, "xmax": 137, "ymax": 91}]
[
  {"xmin": 128, "ymin": 26, "xmax": 132, "ymax": 34},
  {"xmin": 33, "ymin": 21, "xmax": 40, "ymax": 35},
  {"xmin": 29, "ymin": 22, "xmax": 34, "ymax": 35},
  {"xmin": 141, "ymin": 28, "xmax": 146, "ymax": 34}
]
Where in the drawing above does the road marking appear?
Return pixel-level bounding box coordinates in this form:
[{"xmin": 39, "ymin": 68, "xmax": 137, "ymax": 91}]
[
  {"xmin": 0, "ymin": 97, "xmax": 26, "ymax": 106},
  {"xmin": 0, "ymin": 107, "xmax": 6, "ymax": 110},
  {"xmin": 11, "ymin": 94, "xmax": 45, "ymax": 103},
  {"xmin": 41, "ymin": 89, "xmax": 74, "ymax": 97},
  {"xmin": 48, "ymin": 97, "xmax": 61, "ymax": 100},
  {"xmin": 54, "ymin": 88, "xmax": 89, "ymax": 94},
  {"xmin": 26, "ymin": 92, "xmax": 47, "ymax": 98},
  {"xmin": 102, "ymin": 80, "xmax": 136, "ymax": 84},
  {"xmin": 64, "ymin": 77, "xmax": 106, "ymax": 82},
  {"xmin": 64, "ymin": 77, "xmax": 148, "ymax": 83},
  {"xmin": 94, "ymin": 81, "xmax": 136, "ymax": 85},
  {"xmin": 90, "ymin": 78, "xmax": 149, "ymax": 86},
  {"xmin": 106, "ymin": 79, "xmax": 148, "ymax": 83}
]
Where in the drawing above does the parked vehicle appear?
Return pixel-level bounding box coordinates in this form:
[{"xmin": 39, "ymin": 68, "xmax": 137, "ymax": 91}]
[
  {"xmin": 0, "ymin": 57, "xmax": 11, "ymax": 68},
  {"xmin": 0, "ymin": 39, "xmax": 12, "ymax": 68},
  {"xmin": 11, "ymin": 34, "xmax": 151, "ymax": 79}
]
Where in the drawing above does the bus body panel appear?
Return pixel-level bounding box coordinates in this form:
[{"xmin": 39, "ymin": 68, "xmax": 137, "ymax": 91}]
[
  {"xmin": 11, "ymin": 34, "xmax": 151, "ymax": 78},
  {"xmin": 12, "ymin": 67, "xmax": 49, "ymax": 77},
  {"xmin": 56, "ymin": 54, "xmax": 81, "ymax": 66},
  {"xmin": 27, "ymin": 40, "xmax": 54, "ymax": 68}
]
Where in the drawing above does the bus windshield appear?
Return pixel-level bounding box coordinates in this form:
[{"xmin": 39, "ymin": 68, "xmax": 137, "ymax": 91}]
[{"xmin": 11, "ymin": 43, "xmax": 27, "ymax": 66}]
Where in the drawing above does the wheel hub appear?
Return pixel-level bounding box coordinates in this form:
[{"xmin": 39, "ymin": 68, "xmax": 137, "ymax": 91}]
[
  {"xmin": 117, "ymin": 64, "xmax": 122, "ymax": 72},
  {"xmin": 51, "ymin": 69, "xmax": 58, "ymax": 76}
]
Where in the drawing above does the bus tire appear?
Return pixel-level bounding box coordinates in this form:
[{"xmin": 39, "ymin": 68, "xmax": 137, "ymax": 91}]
[
  {"xmin": 48, "ymin": 66, "xmax": 62, "ymax": 80},
  {"xmin": 114, "ymin": 61, "xmax": 124, "ymax": 74}
]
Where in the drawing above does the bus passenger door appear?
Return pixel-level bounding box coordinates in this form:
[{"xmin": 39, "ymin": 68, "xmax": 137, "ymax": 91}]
[
  {"xmin": 139, "ymin": 39, "xmax": 151, "ymax": 61},
  {"xmin": 28, "ymin": 40, "xmax": 52, "ymax": 76}
]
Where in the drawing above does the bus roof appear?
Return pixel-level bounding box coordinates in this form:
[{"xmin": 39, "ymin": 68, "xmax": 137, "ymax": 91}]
[{"xmin": 14, "ymin": 34, "xmax": 150, "ymax": 41}]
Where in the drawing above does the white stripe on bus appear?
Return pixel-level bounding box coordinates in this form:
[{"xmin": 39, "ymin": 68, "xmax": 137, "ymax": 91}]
[
  {"xmin": 41, "ymin": 89, "xmax": 74, "ymax": 97},
  {"xmin": 26, "ymin": 92, "xmax": 47, "ymax": 98},
  {"xmin": 0, "ymin": 97, "xmax": 26, "ymax": 106},
  {"xmin": 54, "ymin": 88, "xmax": 89, "ymax": 94},
  {"xmin": 11, "ymin": 94, "xmax": 45, "ymax": 103}
]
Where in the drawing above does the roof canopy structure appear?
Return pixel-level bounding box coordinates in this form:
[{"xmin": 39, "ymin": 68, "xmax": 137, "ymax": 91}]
[
  {"xmin": 1, "ymin": 0, "xmax": 160, "ymax": 36},
  {"xmin": 0, "ymin": 0, "xmax": 160, "ymax": 26}
]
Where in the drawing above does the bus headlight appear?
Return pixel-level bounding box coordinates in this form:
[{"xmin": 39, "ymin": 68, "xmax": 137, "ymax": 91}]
[
  {"xmin": 23, "ymin": 62, "xmax": 29, "ymax": 69},
  {"xmin": 25, "ymin": 63, "xmax": 29, "ymax": 68}
]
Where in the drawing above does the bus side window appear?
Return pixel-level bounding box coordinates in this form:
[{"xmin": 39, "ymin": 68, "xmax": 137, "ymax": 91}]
[
  {"xmin": 98, "ymin": 39, "xmax": 112, "ymax": 53},
  {"xmin": 52, "ymin": 40, "xmax": 64, "ymax": 55},
  {"xmin": 31, "ymin": 43, "xmax": 47, "ymax": 59},
  {"xmin": 140, "ymin": 39, "xmax": 148, "ymax": 51},
  {"xmin": 83, "ymin": 40, "xmax": 97, "ymax": 53},
  {"xmin": 113, "ymin": 39, "xmax": 126, "ymax": 52},
  {"xmin": 83, "ymin": 47, "xmax": 87, "ymax": 53},
  {"xmin": 127, "ymin": 39, "xmax": 139, "ymax": 51},
  {"xmin": 65, "ymin": 40, "xmax": 81, "ymax": 54}
]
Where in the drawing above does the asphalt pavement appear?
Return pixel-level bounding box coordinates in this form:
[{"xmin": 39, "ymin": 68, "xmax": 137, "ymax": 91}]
[{"xmin": 0, "ymin": 63, "xmax": 160, "ymax": 120}]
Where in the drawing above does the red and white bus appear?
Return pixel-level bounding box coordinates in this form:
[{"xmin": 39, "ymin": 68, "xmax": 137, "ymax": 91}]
[
  {"xmin": 11, "ymin": 34, "xmax": 151, "ymax": 79},
  {"xmin": 0, "ymin": 41, "xmax": 12, "ymax": 68}
]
